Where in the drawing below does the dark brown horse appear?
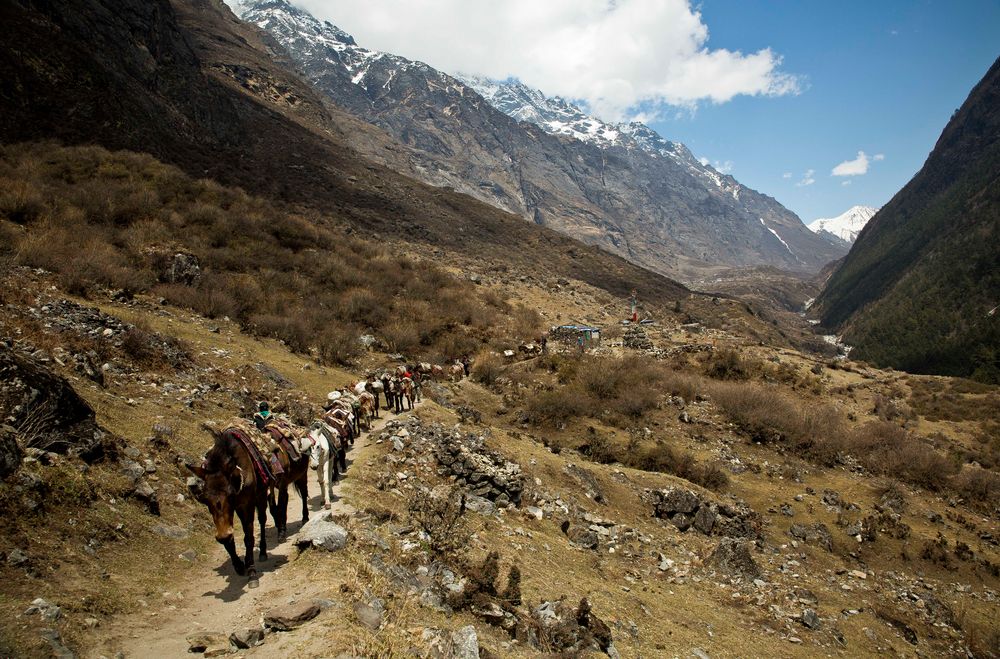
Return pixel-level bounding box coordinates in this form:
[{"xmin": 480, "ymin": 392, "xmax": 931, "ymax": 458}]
[
  {"xmin": 261, "ymin": 422, "xmax": 311, "ymax": 539},
  {"xmin": 186, "ymin": 426, "xmax": 269, "ymax": 584}
]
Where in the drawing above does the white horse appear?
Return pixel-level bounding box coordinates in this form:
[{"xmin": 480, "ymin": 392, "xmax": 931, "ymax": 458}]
[{"xmin": 307, "ymin": 421, "xmax": 345, "ymax": 509}]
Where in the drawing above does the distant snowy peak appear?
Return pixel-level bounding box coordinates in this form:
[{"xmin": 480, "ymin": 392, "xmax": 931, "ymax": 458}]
[{"xmin": 807, "ymin": 206, "xmax": 879, "ymax": 244}]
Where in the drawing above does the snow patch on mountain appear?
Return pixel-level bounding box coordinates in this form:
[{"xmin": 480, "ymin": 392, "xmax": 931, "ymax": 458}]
[
  {"xmin": 807, "ymin": 205, "xmax": 879, "ymax": 244},
  {"xmin": 760, "ymin": 218, "xmax": 795, "ymax": 257}
]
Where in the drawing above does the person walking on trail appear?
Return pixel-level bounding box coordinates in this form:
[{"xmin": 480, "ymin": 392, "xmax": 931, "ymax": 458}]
[
  {"xmin": 253, "ymin": 401, "xmax": 272, "ymax": 430},
  {"xmin": 461, "ymin": 355, "xmax": 470, "ymax": 377},
  {"xmin": 412, "ymin": 369, "xmax": 423, "ymax": 402},
  {"xmin": 577, "ymin": 334, "xmax": 585, "ymax": 353},
  {"xmin": 539, "ymin": 335, "xmax": 548, "ymax": 354}
]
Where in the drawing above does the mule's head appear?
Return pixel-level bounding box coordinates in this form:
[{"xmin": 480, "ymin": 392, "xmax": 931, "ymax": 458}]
[
  {"xmin": 307, "ymin": 425, "xmax": 324, "ymax": 469},
  {"xmin": 185, "ymin": 449, "xmax": 246, "ymax": 543}
]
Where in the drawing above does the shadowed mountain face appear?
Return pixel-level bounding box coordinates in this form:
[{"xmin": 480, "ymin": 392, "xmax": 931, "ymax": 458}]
[
  {"xmin": 0, "ymin": 0, "xmax": 692, "ymax": 305},
  {"xmin": 817, "ymin": 56, "xmax": 1000, "ymax": 382},
  {"xmin": 237, "ymin": 0, "xmax": 845, "ymax": 283}
]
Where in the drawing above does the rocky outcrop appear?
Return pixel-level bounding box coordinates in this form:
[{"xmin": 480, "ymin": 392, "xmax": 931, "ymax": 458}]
[
  {"xmin": 432, "ymin": 431, "xmax": 524, "ymax": 507},
  {"xmin": 0, "ymin": 342, "xmax": 117, "ymax": 460},
  {"xmin": 0, "ymin": 425, "xmax": 22, "ymax": 479},
  {"xmin": 650, "ymin": 487, "xmax": 762, "ymax": 539},
  {"xmin": 705, "ymin": 538, "xmax": 762, "ymax": 581}
]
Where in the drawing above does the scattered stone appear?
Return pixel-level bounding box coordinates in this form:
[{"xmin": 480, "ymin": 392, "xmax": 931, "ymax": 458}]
[
  {"xmin": 185, "ymin": 631, "xmax": 230, "ymax": 655},
  {"xmin": 451, "ymin": 625, "xmax": 479, "ymax": 659},
  {"xmin": 229, "ymin": 628, "xmax": 264, "ymax": 649},
  {"xmin": 651, "ymin": 488, "xmax": 760, "ymax": 539},
  {"xmin": 264, "ymin": 601, "xmax": 321, "ymax": 631},
  {"xmin": 564, "ymin": 463, "xmax": 606, "ymax": 504},
  {"xmin": 39, "ymin": 628, "xmax": 74, "ymax": 659},
  {"xmin": 153, "ymin": 525, "xmax": 189, "ymax": 540},
  {"xmin": 354, "ymin": 601, "xmax": 384, "ymax": 630},
  {"xmin": 26, "ymin": 598, "xmax": 62, "ymax": 622},
  {"xmin": 294, "ymin": 512, "xmax": 348, "ymax": 552},
  {"xmin": 800, "ymin": 609, "xmax": 820, "ymax": 630}
]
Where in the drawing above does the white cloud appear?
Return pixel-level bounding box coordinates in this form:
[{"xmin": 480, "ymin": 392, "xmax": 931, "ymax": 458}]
[
  {"xmin": 782, "ymin": 172, "xmax": 792, "ymax": 179},
  {"xmin": 841, "ymin": 180, "xmax": 852, "ymax": 186},
  {"xmin": 293, "ymin": 0, "xmax": 803, "ymax": 120},
  {"xmin": 832, "ymin": 150, "xmax": 884, "ymax": 176},
  {"xmin": 795, "ymin": 169, "xmax": 815, "ymax": 187},
  {"xmin": 699, "ymin": 157, "xmax": 733, "ymax": 173}
]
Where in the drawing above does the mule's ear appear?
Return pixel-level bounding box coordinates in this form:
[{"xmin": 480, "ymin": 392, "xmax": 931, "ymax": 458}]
[
  {"xmin": 200, "ymin": 421, "xmax": 223, "ymax": 441},
  {"xmin": 185, "ymin": 461, "xmax": 207, "ymax": 480}
]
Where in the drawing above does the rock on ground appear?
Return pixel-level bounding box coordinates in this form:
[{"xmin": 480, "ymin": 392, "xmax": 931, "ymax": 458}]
[
  {"xmin": 705, "ymin": 538, "xmax": 762, "ymax": 581},
  {"xmin": 451, "ymin": 625, "xmax": 479, "ymax": 659},
  {"xmin": 264, "ymin": 600, "xmax": 321, "ymax": 631},
  {"xmin": 186, "ymin": 631, "xmax": 230, "ymax": 655},
  {"xmin": 294, "ymin": 512, "xmax": 348, "ymax": 551}
]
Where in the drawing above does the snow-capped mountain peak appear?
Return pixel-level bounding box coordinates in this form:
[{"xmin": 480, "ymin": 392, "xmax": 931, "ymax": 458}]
[{"xmin": 807, "ymin": 206, "xmax": 879, "ymax": 244}]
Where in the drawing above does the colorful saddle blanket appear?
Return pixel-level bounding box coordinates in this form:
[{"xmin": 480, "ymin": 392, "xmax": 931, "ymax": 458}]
[{"xmin": 224, "ymin": 418, "xmax": 278, "ymax": 484}]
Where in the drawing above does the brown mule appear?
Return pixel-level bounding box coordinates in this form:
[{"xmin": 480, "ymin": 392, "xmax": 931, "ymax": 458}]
[
  {"xmin": 261, "ymin": 422, "xmax": 311, "ymax": 539},
  {"xmin": 186, "ymin": 427, "xmax": 269, "ymax": 585}
]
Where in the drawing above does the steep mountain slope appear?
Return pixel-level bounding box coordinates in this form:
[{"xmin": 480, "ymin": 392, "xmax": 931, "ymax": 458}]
[
  {"xmin": 0, "ymin": 0, "xmax": 688, "ymax": 306},
  {"xmin": 817, "ymin": 57, "xmax": 1000, "ymax": 382},
  {"xmin": 807, "ymin": 205, "xmax": 879, "ymax": 245},
  {"xmin": 236, "ymin": 0, "xmax": 845, "ymax": 281}
]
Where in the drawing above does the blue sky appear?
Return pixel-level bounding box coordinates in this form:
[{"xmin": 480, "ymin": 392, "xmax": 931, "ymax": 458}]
[{"xmin": 658, "ymin": 0, "xmax": 1000, "ymax": 221}]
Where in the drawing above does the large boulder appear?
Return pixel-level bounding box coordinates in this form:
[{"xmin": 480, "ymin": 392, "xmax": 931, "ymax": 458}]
[
  {"xmin": 264, "ymin": 600, "xmax": 321, "ymax": 631},
  {"xmin": 0, "ymin": 344, "xmax": 116, "ymax": 460},
  {"xmin": 705, "ymin": 538, "xmax": 762, "ymax": 581},
  {"xmin": 166, "ymin": 252, "xmax": 201, "ymax": 285},
  {"xmin": 294, "ymin": 512, "xmax": 348, "ymax": 552}
]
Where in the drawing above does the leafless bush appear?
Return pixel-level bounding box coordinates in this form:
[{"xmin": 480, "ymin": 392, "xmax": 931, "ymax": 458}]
[
  {"xmin": 471, "ymin": 351, "xmax": 504, "ymax": 387},
  {"xmin": 951, "ymin": 463, "xmax": 1000, "ymax": 504},
  {"xmin": 407, "ymin": 486, "xmax": 469, "ymax": 559}
]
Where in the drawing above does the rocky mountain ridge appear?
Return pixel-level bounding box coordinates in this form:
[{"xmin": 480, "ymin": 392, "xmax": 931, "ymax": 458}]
[{"xmin": 236, "ymin": 0, "xmax": 846, "ymax": 282}]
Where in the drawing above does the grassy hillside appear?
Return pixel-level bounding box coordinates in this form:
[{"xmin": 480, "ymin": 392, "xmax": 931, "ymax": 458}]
[
  {"xmin": 817, "ymin": 57, "xmax": 1000, "ymax": 382},
  {"xmin": 0, "ymin": 142, "xmax": 539, "ymax": 364}
]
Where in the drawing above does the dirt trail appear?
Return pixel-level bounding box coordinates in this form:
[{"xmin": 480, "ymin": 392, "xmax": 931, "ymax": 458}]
[{"xmin": 89, "ymin": 402, "xmax": 416, "ymax": 658}]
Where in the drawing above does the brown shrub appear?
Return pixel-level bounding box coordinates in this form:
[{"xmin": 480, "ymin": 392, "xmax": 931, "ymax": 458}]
[
  {"xmin": 951, "ymin": 464, "xmax": 1000, "ymax": 504},
  {"xmin": 407, "ymin": 487, "xmax": 469, "ymax": 559},
  {"xmin": 704, "ymin": 349, "xmax": 761, "ymax": 381},
  {"xmin": 471, "ymin": 351, "xmax": 504, "ymax": 387},
  {"xmin": 846, "ymin": 422, "xmax": 956, "ymax": 490},
  {"xmin": 525, "ymin": 387, "xmax": 588, "ymax": 425}
]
